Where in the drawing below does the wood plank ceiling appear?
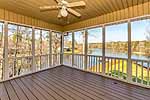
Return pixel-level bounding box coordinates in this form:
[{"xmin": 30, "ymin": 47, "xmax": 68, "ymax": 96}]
[{"xmin": 0, "ymin": 0, "xmax": 149, "ymax": 26}]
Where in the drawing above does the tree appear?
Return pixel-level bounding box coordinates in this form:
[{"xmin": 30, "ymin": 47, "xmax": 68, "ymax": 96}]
[
  {"xmin": 12, "ymin": 29, "xmax": 22, "ymax": 76},
  {"xmin": 52, "ymin": 32, "xmax": 61, "ymax": 64}
]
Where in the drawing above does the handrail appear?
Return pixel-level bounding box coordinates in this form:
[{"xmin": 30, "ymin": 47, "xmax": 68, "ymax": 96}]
[{"xmin": 8, "ymin": 56, "xmax": 32, "ymax": 59}]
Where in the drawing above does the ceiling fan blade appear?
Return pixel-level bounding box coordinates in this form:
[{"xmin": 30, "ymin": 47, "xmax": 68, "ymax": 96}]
[
  {"xmin": 57, "ymin": 11, "xmax": 62, "ymax": 18},
  {"xmin": 67, "ymin": 1, "xmax": 86, "ymax": 8},
  {"xmin": 55, "ymin": 0, "xmax": 61, "ymax": 3},
  {"xmin": 40, "ymin": 6, "xmax": 60, "ymax": 12},
  {"xmin": 67, "ymin": 8, "xmax": 81, "ymax": 17}
]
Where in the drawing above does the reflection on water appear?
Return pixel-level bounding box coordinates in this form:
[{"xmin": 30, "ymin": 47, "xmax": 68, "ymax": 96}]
[{"xmin": 89, "ymin": 48, "xmax": 150, "ymax": 61}]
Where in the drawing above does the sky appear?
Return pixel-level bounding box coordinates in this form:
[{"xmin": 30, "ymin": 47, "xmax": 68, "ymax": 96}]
[
  {"xmin": 8, "ymin": 24, "xmax": 33, "ymax": 38},
  {"xmin": 72, "ymin": 19, "xmax": 150, "ymax": 43},
  {"xmin": 131, "ymin": 19, "xmax": 150, "ymax": 41}
]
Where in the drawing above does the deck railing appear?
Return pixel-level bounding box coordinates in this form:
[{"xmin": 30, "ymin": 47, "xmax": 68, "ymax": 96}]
[
  {"xmin": 8, "ymin": 56, "xmax": 33, "ymax": 77},
  {"xmin": 0, "ymin": 53, "xmax": 61, "ymax": 82},
  {"xmin": 74, "ymin": 54, "xmax": 84, "ymax": 69},
  {"xmin": 87, "ymin": 55, "xmax": 103, "ymax": 73},
  {"xmin": 63, "ymin": 53, "xmax": 150, "ymax": 87},
  {"xmin": 35, "ymin": 54, "xmax": 49, "ymax": 71},
  {"xmin": 105, "ymin": 57, "xmax": 128, "ymax": 80},
  {"xmin": 0, "ymin": 52, "xmax": 149, "ymax": 87},
  {"xmin": 63, "ymin": 53, "xmax": 72, "ymax": 66},
  {"xmin": 131, "ymin": 59, "xmax": 150, "ymax": 85},
  {"xmin": 52, "ymin": 53, "xmax": 61, "ymax": 66}
]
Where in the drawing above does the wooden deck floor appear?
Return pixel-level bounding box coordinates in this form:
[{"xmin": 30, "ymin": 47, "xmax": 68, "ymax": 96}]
[{"xmin": 0, "ymin": 66, "xmax": 150, "ymax": 100}]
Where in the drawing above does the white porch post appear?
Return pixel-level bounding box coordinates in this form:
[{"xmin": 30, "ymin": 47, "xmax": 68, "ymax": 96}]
[
  {"xmin": 49, "ymin": 30, "xmax": 52, "ymax": 67},
  {"xmin": 127, "ymin": 20, "xmax": 132, "ymax": 82},
  {"xmin": 3, "ymin": 21, "xmax": 9, "ymax": 80},
  {"xmin": 84, "ymin": 29, "xmax": 88, "ymax": 70},
  {"xmin": 60, "ymin": 32, "xmax": 64, "ymax": 65},
  {"xmin": 32, "ymin": 27, "xmax": 36, "ymax": 72},
  {"xmin": 72, "ymin": 31, "xmax": 74, "ymax": 67},
  {"xmin": 102, "ymin": 25, "xmax": 106, "ymax": 74}
]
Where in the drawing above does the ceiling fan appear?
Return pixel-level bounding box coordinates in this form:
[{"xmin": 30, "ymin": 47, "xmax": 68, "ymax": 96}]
[{"xmin": 39, "ymin": 0, "xmax": 86, "ymax": 18}]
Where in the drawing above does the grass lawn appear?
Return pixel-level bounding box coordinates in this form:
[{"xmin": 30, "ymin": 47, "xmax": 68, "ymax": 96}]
[{"xmin": 88, "ymin": 59, "xmax": 150, "ymax": 84}]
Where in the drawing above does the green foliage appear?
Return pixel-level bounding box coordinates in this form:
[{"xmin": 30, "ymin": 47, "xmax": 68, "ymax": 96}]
[
  {"xmin": 108, "ymin": 70, "xmax": 150, "ymax": 85},
  {"xmin": 12, "ymin": 32, "xmax": 22, "ymax": 43}
]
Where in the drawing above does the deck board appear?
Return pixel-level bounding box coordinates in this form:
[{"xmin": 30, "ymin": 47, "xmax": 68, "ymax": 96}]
[
  {"xmin": 0, "ymin": 66, "xmax": 150, "ymax": 100},
  {"xmin": 0, "ymin": 83, "xmax": 9, "ymax": 100},
  {"xmin": 10, "ymin": 80, "xmax": 28, "ymax": 100}
]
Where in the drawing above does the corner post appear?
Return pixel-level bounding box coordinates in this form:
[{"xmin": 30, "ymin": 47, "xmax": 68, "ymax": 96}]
[
  {"xmin": 32, "ymin": 27, "xmax": 36, "ymax": 72},
  {"xmin": 84, "ymin": 29, "xmax": 88, "ymax": 70},
  {"xmin": 72, "ymin": 31, "xmax": 75, "ymax": 67},
  {"xmin": 60, "ymin": 32, "xmax": 64, "ymax": 65},
  {"xmin": 102, "ymin": 25, "xmax": 106, "ymax": 75},
  {"xmin": 3, "ymin": 21, "xmax": 9, "ymax": 80},
  {"xmin": 127, "ymin": 20, "xmax": 132, "ymax": 82},
  {"xmin": 49, "ymin": 30, "xmax": 52, "ymax": 67}
]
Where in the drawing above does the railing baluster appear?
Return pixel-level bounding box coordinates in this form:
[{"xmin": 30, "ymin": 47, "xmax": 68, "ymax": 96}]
[
  {"xmin": 81, "ymin": 55, "xmax": 83, "ymax": 69},
  {"xmin": 79, "ymin": 55, "xmax": 80, "ymax": 69},
  {"xmin": 94, "ymin": 56, "xmax": 95, "ymax": 72},
  {"xmin": 107, "ymin": 58, "xmax": 109, "ymax": 75},
  {"xmin": 79, "ymin": 55, "xmax": 81, "ymax": 69},
  {"xmin": 88, "ymin": 56, "xmax": 91, "ymax": 71},
  {"xmin": 141, "ymin": 61, "xmax": 144, "ymax": 84},
  {"xmin": 96, "ymin": 56, "xmax": 98, "ymax": 72},
  {"xmin": 79, "ymin": 55, "xmax": 80, "ymax": 68},
  {"xmin": 148, "ymin": 62, "xmax": 150, "ymax": 85},
  {"xmin": 98, "ymin": 57, "xmax": 100, "ymax": 73},
  {"xmin": 77, "ymin": 55, "xmax": 79, "ymax": 68},
  {"xmin": 114, "ymin": 59, "xmax": 117, "ymax": 77},
  {"xmin": 70, "ymin": 54, "xmax": 71, "ymax": 65},
  {"xmin": 89, "ymin": 56, "xmax": 91, "ymax": 71},
  {"xmin": 147, "ymin": 62, "xmax": 150, "ymax": 85},
  {"xmin": 76, "ymin": 55, "xmax": 77, "ymax": 67},
  {"xmin": 78, "ymin": 55, "xmax": 80, "ymax": 68},
  {"xmin": 136, "ymin": 61, "xmax": 138, "ymax": 83},
  {"xmin": 91, "ymin": 56, "xmax": 93, "ymax": 72},
  {"xmin": 118, "ymin": 59, "xmax": 120, "ymax": 78},
  {"xmin": 111, "ymin": 58, "xmax": 113, "ymax": 76},
  {"xmin": 21, "ymin": 58, "xmax": 23, "ymax": 74},
  {"xmin": 122, "ymin": 60, "xmax": 124, "ymax": 79},
  {"xmin": 74, "ymin": 55, "xmax": 76, "ymax": 67},
  {"xmin": 88, "ymin": 56, "xmax": 90, "ymax": 71},
  {"xmin": 80, "ymin": 55, "xmax": 82, "ymax": 69}
]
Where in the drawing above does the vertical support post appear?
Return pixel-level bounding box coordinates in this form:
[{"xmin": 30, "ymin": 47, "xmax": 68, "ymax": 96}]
[
  {"xmin": 84, "ymin": 29, "xmax": 88, "ymax": 70},
  {"xmin": 127, "ymin": 20, "xmax": 132, "ymax": 82},
  {"xmin": 3, "ymin": 21, "xmax": 9, "ymax": 80},
  {"xmin": 102, "ymin": 25, "xmax": 106, "ymax": 74},
  {"xmin": 60, "ymin": 32, "xmax": 64, "ymax": 65},
  {"xmin": 32, "ymin": 27, "xmax": 36, "ymax": 72},
  {"xmin": 72, "ymin": 31, "xmax": 74, "ymax": 67},
  {"xmin": 49, "ymin": 30, "xmax": 52, "ymax": 67},
  {"xmin": 40, "ymin": 29, "xmax": 42, "ymax": 69}
]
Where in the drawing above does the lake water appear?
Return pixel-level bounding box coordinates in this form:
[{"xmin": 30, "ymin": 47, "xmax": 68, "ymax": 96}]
[
  {"xmin": 64, "ymin": 48, "xmax": 150, "ymax": 68},
  {"xmin": 89, "ymin": 48, "xmax": 150, "ymax": 61},
  {"xmin": 88, "ymin": 48, "xmax": 150, "ymax": 68}
]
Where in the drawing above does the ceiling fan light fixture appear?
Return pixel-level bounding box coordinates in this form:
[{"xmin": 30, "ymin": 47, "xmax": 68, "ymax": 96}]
[
  {"xmin": 40, "ymin": 0, "xmax": 86, "ymax": 18},
  {"xmin": 60, "ymin": 7, "xmax": 68, "ymax": 17}
]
